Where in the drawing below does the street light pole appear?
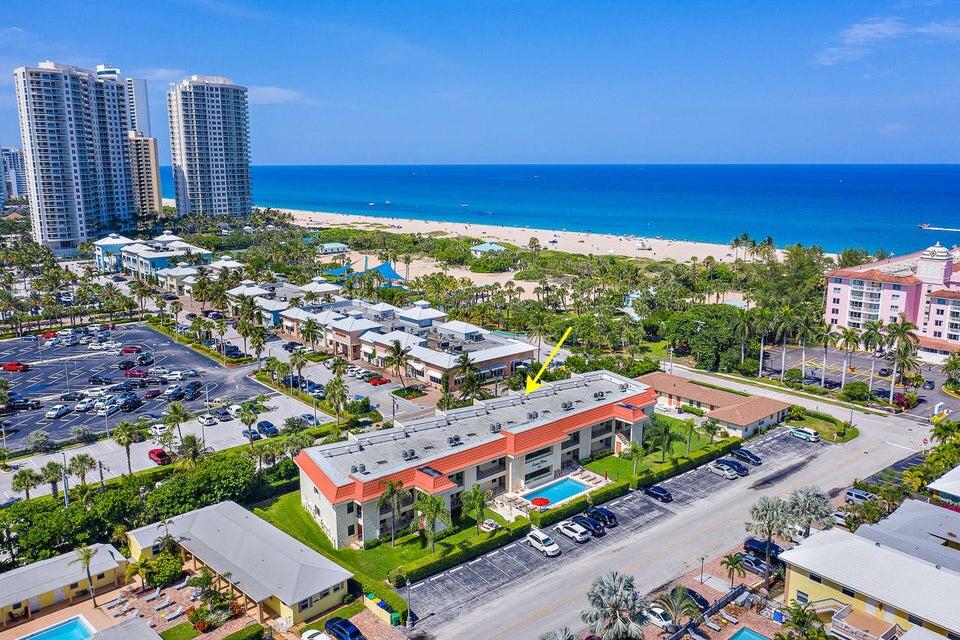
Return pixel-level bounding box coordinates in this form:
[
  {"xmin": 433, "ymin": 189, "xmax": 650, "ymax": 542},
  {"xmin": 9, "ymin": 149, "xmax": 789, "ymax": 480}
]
[
  {"xmin": 699, "ymin": 556, "xmax": 706, "ymax": 584},
  {"xmin": 406, "ymin": 579, "xmax": 414, "ymax": 628},
  {"xmin": 61, "ymin": 452, "xmax": 70, "ymax": 509}
]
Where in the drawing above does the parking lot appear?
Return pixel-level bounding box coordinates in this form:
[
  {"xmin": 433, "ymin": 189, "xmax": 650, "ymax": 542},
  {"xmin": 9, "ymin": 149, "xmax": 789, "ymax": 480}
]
[
  {"xmin": 410, "ymin": 428, "xmax": 829, "ymax": 629},
  {"xmin": 0, "ymin": 323, "xmax": 264, "ymax": 448},
  {"xmin": 763, "ymin": 344, "xmax": 958, "ymax": 418}
]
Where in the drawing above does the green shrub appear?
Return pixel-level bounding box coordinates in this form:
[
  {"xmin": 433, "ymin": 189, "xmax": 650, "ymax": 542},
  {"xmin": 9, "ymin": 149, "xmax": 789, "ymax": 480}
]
[
  {"xmin": 679, "ymin": 404, "xmax": 706, "ymax": 416},
  {"xmin": 632, "ymin": 437, "xmax": 741, "ymax": 488},
  {"xmin": 784, "ymin": 368, "xmax": 803, "ymax": 385},
  {"xmin": 146, "ymin": 552, "xmax": 185, "ymax": 587},
  {"xmin": 581, "ymin": 449, "xmax": 614, "ymax": 465},
  {"xmin": 841, "ymin": 381, "xmax": 871, "ymax": 402},
  {"xmin": 222, "ymin": 625, "xmax": 264, "ymax": 640},
  {"xmin": 529, "ymin": 481, "xmax": 631, "ymax": 527},
  {"xmin": 392, "ymin": 518, "xmax": 532, "ymax": 585},
  {"xmin": 354, "ymin": 572, "xmax": 408, "ymax": 622}
]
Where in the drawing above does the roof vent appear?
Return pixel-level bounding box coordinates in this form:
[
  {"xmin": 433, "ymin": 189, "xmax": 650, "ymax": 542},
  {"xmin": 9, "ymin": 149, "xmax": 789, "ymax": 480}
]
[
  {"xmin": 561, "ymin": 401, "xmax": 573, "ymax": 411},
  {"xmin": 527, "ymin": 411, "xmax": 539, "ymax": 420},
  {"xmin": 357, "ymin": 463, "xmax": 366, "ymax": 474},
  {"xmin": 489, "ymin": 423, "xmax": 502, "ymax": 433},
  {"xmin": 350, "ymin": 464, "xmax": 358, "ymax": 473},
  {"xmin": 620, "ymin": 383, "xmax": 628, "ymax": 392},
  {"xmin": 593, "ymin": 391, "xmax": 605, "ymax": 400}
]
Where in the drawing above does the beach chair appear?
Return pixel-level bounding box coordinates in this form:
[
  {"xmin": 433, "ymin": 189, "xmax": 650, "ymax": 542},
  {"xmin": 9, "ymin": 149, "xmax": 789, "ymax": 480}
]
[
  {"xmin": 704, "ymin": 619, "xmax": 723, "ymax": 632},
  {"xmin": 144, "ymin": 587, "xmax": 161, "ymax": 602},
  {"xmin": 126, "ymin": 608, "xmax": 139, "ymax": 619},
  {"xmin": 155, "ymin": 596, "xmax": 172, "ymax": 610},
  {"xmin": 104, "ymin": 594, "xmax": 125, "ymax": 610},
  {"xmin": 112, "ymin": 602, "xmax": 130, "ymax": 617},
  {"xmin": 165, "ymin": 606, "xmax": 184, "ymax": 622},
  {"xmin": 720, "ymin": 609, "xmax": 739, "ymax": 625},
  {"xmin": 172, "ymin": 575, "xmax": 189, "ymax": 590},
  {"xmin": 689, "ymin": 625, "xmax": 710, "ymax": 640}
]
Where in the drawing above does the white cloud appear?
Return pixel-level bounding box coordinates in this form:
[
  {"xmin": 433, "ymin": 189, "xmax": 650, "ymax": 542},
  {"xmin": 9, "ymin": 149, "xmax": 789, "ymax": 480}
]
[
  {"xmin": 247, "ymin": 86, "xmax": 306, "ymax": 105},
  {"xmin": 817, "ymin": 16, "xmax": 960, "ymax": 65},
  {"xmin": 133, "ymin": 67, "xmax": 186, "ymax": 81}
]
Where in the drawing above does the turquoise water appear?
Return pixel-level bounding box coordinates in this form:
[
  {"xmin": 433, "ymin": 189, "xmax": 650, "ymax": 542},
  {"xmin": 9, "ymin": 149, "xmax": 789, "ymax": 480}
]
[
  {"xmin": 729, "ymin": 628, "xmax": 771, "ymax": 640},
  {"xmin": 161, "ymin": 164, "xmax": 960, "ymax": 253},
  {"xmin": 522, "ymin": 477, "xmax": 591, "ymax": 505},
  {"xmin": 17, "ymin": 617, "xmax": 94, "ymax": 640}
]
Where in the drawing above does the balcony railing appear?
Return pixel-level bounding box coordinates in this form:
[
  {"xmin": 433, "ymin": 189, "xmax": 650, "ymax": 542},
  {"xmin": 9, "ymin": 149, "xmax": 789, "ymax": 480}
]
[
  {"xmin": 830, "ymin": 604, "xmax": 902, "ymax": 640},
  {"xmin": 476, "ymin": 461, "xmax": 506, "ymax": 480}
]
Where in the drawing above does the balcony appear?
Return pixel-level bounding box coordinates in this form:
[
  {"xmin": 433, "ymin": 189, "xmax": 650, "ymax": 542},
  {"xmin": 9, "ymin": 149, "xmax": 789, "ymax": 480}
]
[
  {"xmin": 476, "ymin": 460, "xmax": 507, "ymax": 481},
  {"xmin": 831, "ymin": 604, "xmax": 902, "ymax": 640}
]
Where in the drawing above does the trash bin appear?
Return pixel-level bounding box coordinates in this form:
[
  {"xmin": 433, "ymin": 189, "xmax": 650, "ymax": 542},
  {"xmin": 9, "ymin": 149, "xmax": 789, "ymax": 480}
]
[{"xmin": 390, "ymin": 611, "xmax": 401, "ymax": 626}]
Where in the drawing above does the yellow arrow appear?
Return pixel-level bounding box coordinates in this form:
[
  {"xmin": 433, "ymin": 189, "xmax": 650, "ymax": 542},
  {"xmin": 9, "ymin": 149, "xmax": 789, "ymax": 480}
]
[{"xmin": 526, "ymin": 327, "xmax": 573, "ymax": 395}]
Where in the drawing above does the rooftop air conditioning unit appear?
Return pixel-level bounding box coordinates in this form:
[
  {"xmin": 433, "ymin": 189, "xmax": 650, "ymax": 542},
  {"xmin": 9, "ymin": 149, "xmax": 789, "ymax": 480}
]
[
  {"xmin": 447, "ymin": 436, "xmax": 455, "ymax": 445},
  {"xmin": 561, "ymin": 401, "xmax": 573, "ymax": 411},
  {"xmin": 594, "ymin": 391, "xmax": 605, "ymax": 400},
  {"xmin": 490, "ymin": 423, "xmax": 502, "ymax": 433},
  {"xmin": 357, "ymin": 463, "xmax": 366, "ymax": 473},
  {"xmin": 527, "ymin": 411, "xmax": 539, "ymax": 420},
  {"xmin": 350, "ymin": 465, "xmax": 358, "ymax": 473},
  {"xmin": 620, "ymin": 383, "xmax": 628, "ymax": 392}
]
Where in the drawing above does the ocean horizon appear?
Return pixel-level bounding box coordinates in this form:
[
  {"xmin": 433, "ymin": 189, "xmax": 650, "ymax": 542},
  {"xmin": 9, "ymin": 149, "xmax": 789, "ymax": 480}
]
[{"xmin": 160, "ymin": 164, "xmax": 960, "ymax": 254}]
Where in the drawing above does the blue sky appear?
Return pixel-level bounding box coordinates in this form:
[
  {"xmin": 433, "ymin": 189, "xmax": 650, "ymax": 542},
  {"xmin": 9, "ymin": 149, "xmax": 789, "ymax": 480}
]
[{"xmin": 2, "ymin": 0, "xmax": 960, "ymax": 164}]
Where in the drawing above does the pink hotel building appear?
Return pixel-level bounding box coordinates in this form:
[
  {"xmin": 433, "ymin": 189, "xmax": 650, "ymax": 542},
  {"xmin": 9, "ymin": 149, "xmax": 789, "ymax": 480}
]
[{"xmin": 825, "ymin": 242, "xmax": 960, "ymax": 357}]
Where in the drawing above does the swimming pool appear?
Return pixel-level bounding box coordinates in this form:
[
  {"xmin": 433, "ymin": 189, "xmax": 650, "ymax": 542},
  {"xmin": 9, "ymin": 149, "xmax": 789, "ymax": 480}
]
[
  {"xmin": 521, "ymin": 476, "xmax": 591, "ymax": 506},
  {"xmin": 729, "ymin": 627, "xmax": 771, "ymax": 640},
  {"xmin": 17, "ymin": 616, "xmax": 94, "ymax": 640}
]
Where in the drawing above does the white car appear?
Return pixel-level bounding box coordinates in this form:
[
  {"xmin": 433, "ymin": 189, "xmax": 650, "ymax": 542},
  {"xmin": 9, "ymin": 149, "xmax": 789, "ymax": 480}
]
[
  {"xmin": 150, "ymin": 367, "xmax": 170, "ymax": 376},
  {"xmin": 45, "ymin": 405, "xmax": 70, "ymax": 419},
  {"xmin": 646, "ymin": 606, "xmax": 674, "ymax": 629},
  {"xmin": 166, "ymin": 371, "xmax": 186, "ymax": 381},
  {"xmin": 789, "ymin": 426, "xmax": 821, "ymax": 442},
  {"xmin": 82, "ymin": 388, "xmax": 107, "ymax": 399},
  {"xmin": 198, "ymin": 413, "xmax": 218, "ymax": 427},
  {"xmin": 96, "ymin": 403, "xmax": 120, "ymax": 417},
  {"xmin": 526, "ymin": 529, "xmax": 561, "ymax": 557},
  {"xmin": 707, "ymin": 462, "xmax": 738, "ymax": 480},
  {"xmin": 88, "ymin": 342, "xmax": 106, "ymax": 351},
  {"xmin": 94, "ymin": 395, "xmax": 117, "ymax": 411},
  {"xmin": 149, "ymin": 424, "xmax": 169, "ymax": 439},
  {"xmin": 78, "ymin": 335, "xmax": 91, "ymax": 344},
  {"xmin": 56, "ymin": 329, "xmax": 75, "ymax": 337},
  {"xmin": 301, "ymin": 631, "xmax": 332, "ymax": 640},
  {"xmin": 554, "ymin": 520, "xmax": 590, "ymax": 543},
  {"xmin": 163, "ymin": 385, "xmax": 183, "ymax": 397},
  {"xmin": 832, "ymin": 510, "xmax": 849, "ymax": 528},
  {"xmin": 75, "ymin": 397, "xmax": 97, "ymax": 412},
  {"xmin": 228, "ymin": 404, "xmax": 244, "ymax": 419}
]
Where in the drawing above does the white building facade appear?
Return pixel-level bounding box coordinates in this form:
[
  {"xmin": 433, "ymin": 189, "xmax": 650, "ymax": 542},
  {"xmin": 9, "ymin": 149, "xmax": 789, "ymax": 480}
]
[{"xmin": 168, "ymin": 75, "xmax": 251, "ymax": 217}]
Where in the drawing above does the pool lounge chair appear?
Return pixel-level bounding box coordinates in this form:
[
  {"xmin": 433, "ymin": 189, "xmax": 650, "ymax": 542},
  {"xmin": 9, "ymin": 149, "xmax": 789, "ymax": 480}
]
[
  {"xmin": 165, "ymin": 606, "xmax": 184, "ymax": 622},
  {"xmin": 172, "ymin": 575, "xmax": 189, "ymax": 590},
  {"xmin": 155, "ymin": 596, "xmax": 172, "ymax": 610},
  {"xmin": 704, "ymin": 619, "xmax": 722, "ymax": 632},
  {"xmin": 104, "ymin": 594, "xmax": 125, "ymax": 610},
  {"xmin": 112, "ymin": 602, "xmax": 130, "ymax": 617},
  {"xmin": 143, "ymin": 587, "xmax": 161, "ymax": 602},
  {"xmin": 720, "ymin": 609, "xmax": 739, "ymax": 625},
  {"xmin": 689, "ymin": 625, "xmax": 710, "ymax": 640}
]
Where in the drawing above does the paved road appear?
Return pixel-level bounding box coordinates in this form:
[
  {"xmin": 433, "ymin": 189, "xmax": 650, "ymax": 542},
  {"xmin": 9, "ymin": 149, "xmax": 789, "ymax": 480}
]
[{"xmin": 428, "ymin": 366, "xmax": 928, "ymax": 640}]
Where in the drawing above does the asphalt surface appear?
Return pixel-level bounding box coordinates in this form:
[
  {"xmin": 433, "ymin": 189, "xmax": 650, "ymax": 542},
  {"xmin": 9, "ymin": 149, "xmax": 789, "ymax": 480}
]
[
  {"xmin": 412, "ymin": 429, "xmax": 826, "ymax": 630},
  {"xmin": 0, "ymin": 324, "xmax": 263, "ymax": 448}
]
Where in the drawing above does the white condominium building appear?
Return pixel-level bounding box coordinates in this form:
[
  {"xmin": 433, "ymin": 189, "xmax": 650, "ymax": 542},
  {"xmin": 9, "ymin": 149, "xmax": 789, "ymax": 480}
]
[
  {"xmin": 0, "ymin": 147, "xmax": 27, "ymax": 201},
  {"xmin": 168, "ymin": 75, "xmax": 251, "ymax": 217},
  {"xmin": 14, "ymin": 61, "xmax": 135, "ymax": 253}
]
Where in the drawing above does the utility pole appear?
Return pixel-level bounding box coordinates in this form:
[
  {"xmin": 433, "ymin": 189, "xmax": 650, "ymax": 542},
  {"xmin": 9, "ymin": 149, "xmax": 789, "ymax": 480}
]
[{"xmin": 61, "ymin": 452, "xmax": 70, "ymax": 509}]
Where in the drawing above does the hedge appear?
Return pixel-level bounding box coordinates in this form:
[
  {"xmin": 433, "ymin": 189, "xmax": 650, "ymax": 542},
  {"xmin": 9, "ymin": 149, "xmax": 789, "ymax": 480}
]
[
  {"xmin": 679, "ymin": 404, "xmax": 706, "ymax": 416},
  {"xmin": 390, "ymin": 518, "xmax": 532, "ymax": 586},
  {"xmin": 631, "ymin": 437, "xmax": 741, "ymax": 488},
  {"xmin": 528, "ymin": 480, "xmax": 632, "ymax": 527},
  {"xmin": 222, "ymin": 625, "xmax": 264, "ymax": 640},
  {"xmin": 145, "ymin": 320, "xmax": 254, "ymax": 366}
]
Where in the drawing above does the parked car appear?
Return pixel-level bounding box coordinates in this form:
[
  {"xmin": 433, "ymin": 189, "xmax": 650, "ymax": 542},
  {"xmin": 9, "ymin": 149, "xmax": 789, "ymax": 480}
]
[
  {"xmin": 301, "ymin": 631, "xmax": 332, "ymax": 640},
  {"xmin": 214, "ymin": 408, "xmax": 232, "ymax": 422},
  {"xmin": 143, "ymin": 389, "xmax": 162, "ymax": 399},
  {"xmin": 121, "ymin": 345, "xmax": 143, "ymax": 353},
  {"xmin": 120, "ymin": 396, "xmax": 142, "ymax": 411},
  {"xmin": 323, "ymin": 617, "xmax": 366, "ymax": 640},
  {"xmin": 257, "ymin": 420, "xmax": 279, "ymax": 437},
  {"xmin": 117, "ymin": 360, "xmax": 136, "ymax": 370},
  {"xmin": 789, "ymin": 426, "xmax": 820, "ymax": 442},
  {"xmin": 9, "ymin": 399, "xmax": 41, "ymax": 411},
  {"xmin": 571, "ymin": 514, "xmax": 605, "ymax": 537},
  {"xmin": 300, "ymin": 413, "xmax": 318, "ymax": 426},
  {"xmin": 197, "ymin": 413, "xmax": 218, "ymax": 427},
  {"xmin": 832, "ymin": 510, "xmax": 849, "ymax": 527},
  {"xmin": 183, "ymin": 388, "xmax": 200, "ymax": 401},
  {"xmin": 707, "ymin": 462, "xmax": 738, "ymax": 479},
  {"xmin": 88, "ymin": 374, "xmax": 113, "ymax": 385},
  {"xmin": 149, "ymin": 367, "xmax": 170, "ymax": 376},
  {"xmin": 526, "ymin": 529, "xmax": 561, "ymax": 557},
  {"xmin": 148, "ymin": 448, "xmax": 171, "ymax": 465},
  {"xmin": 125, "ymin": 368, "xmax": 148, "ymax": 378},
  {"xmin": 645, "ymin": 606, "xmax": 674, "ymax": 630},
  {"xmin": 878, "ymin": 367, "xmax": 893, "ymax": 377},
  {"xmin": 75, "ymin": 397, "xmax": 96, "ymax": 412},
  {"xmin": 149, "ymin": 424, "xmax": 169, "ymax": 439},
  {"xmin": 45, "ymin": 404, "xmax": 70, "ymax": 419},
  {"xmin": 743, "ymin": 537, "xmax": 784, "ymax": 560},
  {"xmin": 729, "ymin": 448, "xmax": 763, "ymax": 466},
  {"xmin": 163, "ymin": 385, "xmax": 184, "ymax": 399},
  {"xmin": 683, "ymin": 587, "xmax": 710, "ymax": 612},
  {"xmin": 642, "ymin": 485, "xmax": 673, "ymax": 503},
  {"xmin": 136, "ymin": 354, "xmax": 154, "ymax": 366},
  {"xmin": 716, "ymin": 458, "xmax": 750, "ymax": 477},
  {"xmin": 241, "ymin": 429, "xmax": 262, "ymax": 441},
  {"xmin": 282, "ymin": 341, "xmax": 301, "ymax": 352},
  {"xmin": 96, "ymin": 403, "xmax": 120, "ymax": 417},
  {"xmin": 585, "ymin": 505, "xmax": 618, "ymax": 528},
  {"xmin": 60, "ymin": 391, "xmax": 83, "ymax": 401},
  {"xmin": 554, "ymin": 520, "xmax": 591, "ymax": 543},
  {"xmin": 735, "ymin": 552, "xmax": 770, "ymax": 576},
  {"xmin": 2, "ymin": 361, "xmax": 29, "ymax": 372},
  {"xmin": 144, "ymin": 376, "xmax": 163, "ymax": 386},
  {"xmin": 923, "ymin": 379, "xmax": 936, "ymax": 390},
  {"xmin": 369, "ymin": 377, "xmax": 390, "ymax": 386},
  {"xmin": 845, "ymin": 488, "xmax": 878, "ymax": 505}
]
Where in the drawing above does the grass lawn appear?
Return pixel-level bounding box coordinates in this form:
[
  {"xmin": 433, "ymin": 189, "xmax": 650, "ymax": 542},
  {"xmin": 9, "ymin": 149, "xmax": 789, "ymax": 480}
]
[
  {"xmin": 301, "ymin": 599, "xmax": 365, "ymax": 633},
  {"xmin": 585, "ymin": 414, "xmax": 712, "ymax": 481},
  {"xmin": 640, "ymin": 340, "xmax": 671, "ymax": 359},
  {"xmin": 253, "ymin": 492, "xmax": 508, "ymax": 581},
  {"xmin": 160, "ymin": 623, "xmax": 198, "ymax": 640},
  {"xmin": 792, "ymin": 414, "xmax": 858, "ymax": 443}
]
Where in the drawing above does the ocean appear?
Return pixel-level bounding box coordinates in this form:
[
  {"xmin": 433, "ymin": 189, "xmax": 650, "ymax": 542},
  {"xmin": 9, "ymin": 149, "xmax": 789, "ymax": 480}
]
[{"xmin": 159, "ymin": 164, "xmax": 960, "ymax": 254}]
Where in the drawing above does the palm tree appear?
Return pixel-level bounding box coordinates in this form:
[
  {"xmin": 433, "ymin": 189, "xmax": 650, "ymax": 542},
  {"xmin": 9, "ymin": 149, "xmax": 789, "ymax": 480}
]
[
  {"xmin": 774, "ymin": 306, "xmax": 796, "ymax": 382},
  {"xmin": 753, "ymin": 308, "xmax": 773, "ymax": 378},
  {"xmin": 239, "ymin": 405, "xmax": 258, "ymax": 449},
  {"xmin": 942, "ymin": 351, "xmax": 960, "ymax": 389},
  {"xmin": 886, "ymin": 316, "xmax": 919, "ymax": 402},
  {"xmin": 250, "ymin": 327, "xmax": 267, "ymax": 368},
  {"xmin": 579, "ymin": 570, "xmax": 646, "ymax": 640},
  {"xmin": 653, "ymin": 586, "xmax": 700, "ymax": 631},
  {"xmin": 112, "ymin": 420, "xmax": 138, "ymax": 475},
  {"xmin": 787, "ymin": 485, "xmax": 833, "ymax": 538},
  {"xmin": 71, "ymin": 546, "xmax": 99, "ymax": 606},
  {"xmin": 414, "ymin": 491, "xmax": 452, "ymax": 553},
  {"xmin": 781, "ymin": 601, "xmax": 827, "ymax": 640},
  {"xmin": 125, "ymin": 556, "xmax": 153, "ymax": 592},
  {"xmin": 376, "ymin": 479, "xmax": 405, "ymax": 547},
  {"xmin": 721, "ymin": 553, "xmax": 746, "ymax": 588},
  {"xmin": 462, "ymin": 484, "xmax": 493, "ymax": 533},
  {"xmin": 889, "ymin": 339, "xmax": 921, "ymax": 402},
  {"xmin": 811, "ymin": 322, "xmax": 838, "ymax": 388},
  {"xmin": 301, "ymin": 318, "xmax": 320, "ymax": 352},
  {"xmin": 289, "ymin": 350, "xmax": 308, "ymax": 382},
  {"xmin": 40, "ymin": 460, "xmax": 65, "ymax": 498},
  {"xmin": 164, "ymin": 401, "xmax": 188, "ymax": 441},
  {"xmin": 539, "ymin": 628, "xmax": 579, "ymax": 640},
  {"xmin": 794, "ymin": 311, "xmax": 817, "ymax": 382},
  {"xmin": 67, "ymin": 453, "xmax": 97, "ymax": 486},
  {"xmin": 623, "ymin": 441, "xmax": 645, "ymax": 476},
  {"xmin": 383, "ymin": 340, "xmax": 411, "ymax": 389},
  {"xmin": 860, "ymin": 319, "xmax": 886, "ymax": 392},
  {"xmin": 325, "ymin": 375, "xmax": 348, "ymax": 426},
  {"xmin": 746, "ymin": 495, "xmax": 793, "ymax": 589},
  {"xmin": 330, "ymin": 356, "xmax": 348, "ymax": 376},
  {"xmin": 732, "ymin": 307, "xmax": 751, "ymax": 365},
  {"xmin": 12, "ymin": 468, "xmax": 42, "ymax": 499},
  {"xmin": 175, "ymin": 434, "xmax": 205, "ymax": 469},
  {"xmin": 930, "ymin": 419, "xmax": 960, "ymax": 445},
  {"xmin": 837, "ymin": 327, "xmax": 861, "ymax": 389}
]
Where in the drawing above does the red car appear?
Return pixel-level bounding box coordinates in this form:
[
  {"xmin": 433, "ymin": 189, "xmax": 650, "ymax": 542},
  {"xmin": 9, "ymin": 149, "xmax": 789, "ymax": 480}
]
[
  {"xmin": 143, "ymin": 389, "xmax": 161, "ymax": 399},
  {"xmin": 121, "ymin": 345, "xmax": 143, "ymax": 354},
  {"xmin": 2, "ymin": 361, "xmax": 29, "ymax": 372},
  {"xmin": 369, "ymin": 377, "xmax": 390, "ymax": 386},
  {"xmin": 124, "ymin": 368, "xmax": 148, "ymax": 378},
  {"xmin": 148, "ymin": 448, "xmax": 171, "ymax": 465},
  {"xmin": 41, "ymin": 332, "xmax": 56, "ymax": 339}
]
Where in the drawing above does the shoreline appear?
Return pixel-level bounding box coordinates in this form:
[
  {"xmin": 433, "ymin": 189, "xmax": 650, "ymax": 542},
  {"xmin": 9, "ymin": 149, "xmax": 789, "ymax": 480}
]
[{"xmin": 163, "ymin": 198, "xmax": 745, "ymax": 263}]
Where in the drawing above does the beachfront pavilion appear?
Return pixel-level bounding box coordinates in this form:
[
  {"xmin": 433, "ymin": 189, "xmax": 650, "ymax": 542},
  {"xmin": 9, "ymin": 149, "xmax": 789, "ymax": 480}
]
[
  {"xmin": 0, "ymin": 544, "xmax": 127, "ymax": 629},
  {"xmin": 126, "ymin": 501, "xmax": 353, "ymax": 628}
]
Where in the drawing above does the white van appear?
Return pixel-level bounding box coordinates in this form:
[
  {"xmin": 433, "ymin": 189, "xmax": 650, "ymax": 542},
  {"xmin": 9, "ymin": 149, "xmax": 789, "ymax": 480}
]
[{"xmin": 228, "ymin": 404, "xmax": 244, "ymax": 419}]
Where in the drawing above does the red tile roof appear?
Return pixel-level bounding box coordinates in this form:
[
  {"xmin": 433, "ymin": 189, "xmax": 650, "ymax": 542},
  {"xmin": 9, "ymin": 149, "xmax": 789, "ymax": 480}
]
[
  {"xmin": 827, "ymin": 268, "xmax": 921, "ymax": 285},
  {"xmin": 706, "ymin": 396, "xmax": 792, "ymax": 427},
  {"xmin": 928, "ymin": 289, "xmax": 960, "ymax": 301},
  {"xmin": 918, "ymin": 335, "xmax": 960, "ymax": 353}
]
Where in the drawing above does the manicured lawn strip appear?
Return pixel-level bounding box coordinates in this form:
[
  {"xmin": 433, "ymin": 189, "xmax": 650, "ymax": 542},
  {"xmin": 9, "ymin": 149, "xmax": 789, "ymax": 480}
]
[
  {"xmin": 792, "ymin": 413, "xmax": 859, "ymax": 443},
  {"xmin": 145, "ymin": 319, "xmax": 254, "ymax": 366},
  {"xmin": 702, "ymin": 370, "xmax": 886, "ymax": 415},
  {"xmin": 690, "ymin": 379, "xmax": 750, "ymax": 396},
  {"xmin": 301, "ymin": 599, "xmax": 365, "ymax": 633},
  {"xmin": 160, "ymin": 623, "xmax": 199, "ymax": 640}
]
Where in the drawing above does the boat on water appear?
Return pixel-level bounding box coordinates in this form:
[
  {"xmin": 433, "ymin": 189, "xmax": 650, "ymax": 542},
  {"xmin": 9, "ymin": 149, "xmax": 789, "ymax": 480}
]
[{"xmin": 918, "ymin": 223, "xmax": 960, "ymax": 232}]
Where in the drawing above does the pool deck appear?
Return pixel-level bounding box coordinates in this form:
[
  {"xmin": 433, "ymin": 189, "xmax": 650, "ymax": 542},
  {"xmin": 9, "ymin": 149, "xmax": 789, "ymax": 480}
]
[{"xmin": 0, "ymin": 586, "xmax": 122, "ymax": 640}]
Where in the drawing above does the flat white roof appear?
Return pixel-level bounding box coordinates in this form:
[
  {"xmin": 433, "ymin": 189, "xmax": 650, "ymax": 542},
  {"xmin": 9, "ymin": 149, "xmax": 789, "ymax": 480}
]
[
  {"xmin": 929, "ymin": 463, "xmax": 960, "ymax": 499},
  {"xmin": 780, "ymin": 528, "xmax": 960, "ymax": 633}
]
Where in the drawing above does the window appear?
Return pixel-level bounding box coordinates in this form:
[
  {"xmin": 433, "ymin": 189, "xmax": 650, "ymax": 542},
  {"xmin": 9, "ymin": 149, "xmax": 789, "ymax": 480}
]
[
  {"xmin": 346, "ymin": 502, "xmax": 354, "ymax": 514},
  {"xmin": 892, "ymin": 284, "xmax": 902, "ymax": 291},
  {"xmin": 809, "ymin": 573, "xmax": 822, "ymax": 584},
  {"xmin": 70, "ymin": 582, "xmax": 79, "ymax": 589},
  {"xmin": 936, "ymin": 320, "xmax": 944, "ymax": 327},
  {"xmin": 834, "ymin": 278, "xmax": 842, "ymax": 284},
  {"xmin": 937, "ymin": 308, "xmax": 945, "ymax": 315},
  {"xmin": 934, "ymin": 331, "xmax": 943, "ymax": 338},
  {"xmin": 831, "ymin": 308, "xmax": 839, "ymax": 315},
  {"xmin": 347, "ymin": 524, "xmax": 356, "ymax": 536},
  {"xmin": 796, "ymin": 591, "xmax": 808, "ymax": 605},
  {"xmin": 841, "ymin": 587, "xmax": 855, "ymax": 597},
  {"xmin": 96, "ymin": 573, "xmax": 105, "ymax": 580},
  {"xmin": 907, "ymin": 614, "xmax": 924, "ymax": 627},
  {"xmin": 334, "ymin": 582, "xmax": 342, "ymax": 592},
  {"xmin": 832, "ymin": 298, "xmax": 840, "ymax": 304},
  {"xmin": 298, "ymin": 599, "xmax": 309, "ymax": 612}
]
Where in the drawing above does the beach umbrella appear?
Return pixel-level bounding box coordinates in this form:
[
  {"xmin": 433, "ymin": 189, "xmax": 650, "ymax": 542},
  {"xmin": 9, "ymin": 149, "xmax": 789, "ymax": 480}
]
[{"xmin": 531, "ymin": 497, "xmax": 550, "ymax": 507}]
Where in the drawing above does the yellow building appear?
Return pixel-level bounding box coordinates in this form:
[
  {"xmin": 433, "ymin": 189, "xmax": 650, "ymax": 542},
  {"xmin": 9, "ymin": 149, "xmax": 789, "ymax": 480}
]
[
  {"xmin": 0, "ymin": 544, "xmax": 126, "ymax": 628},
  {"xmin": 781, "ymin": 528, "xmax": 960, "ymax": 640},
  {"xmin": 127, "ymin": 501, "xmax": 353, "ymax": 627}
]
